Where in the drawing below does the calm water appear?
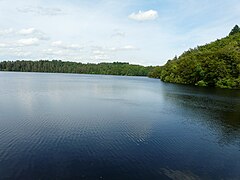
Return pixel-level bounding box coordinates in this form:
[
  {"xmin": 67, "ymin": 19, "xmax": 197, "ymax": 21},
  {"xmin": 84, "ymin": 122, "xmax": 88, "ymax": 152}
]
[{"xmin": 0, "ymin": 72, "xmax": 239, "ymax": 179}]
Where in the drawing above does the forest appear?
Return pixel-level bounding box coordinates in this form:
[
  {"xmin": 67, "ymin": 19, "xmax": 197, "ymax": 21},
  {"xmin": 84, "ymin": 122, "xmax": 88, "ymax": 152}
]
[
  {"xmin": 149, "ymin": 25, "xmax": 240, "ymax": 89},
  {"xmin": 0, "ymin": 61, "xmax": 153, "ymax": 76}
]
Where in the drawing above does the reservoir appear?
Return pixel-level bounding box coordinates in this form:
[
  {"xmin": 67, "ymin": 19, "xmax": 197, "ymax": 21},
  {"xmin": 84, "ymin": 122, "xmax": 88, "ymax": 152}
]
[{"xmin": 0, "ymin": 72, "xmax": 239, "ymax": 179}]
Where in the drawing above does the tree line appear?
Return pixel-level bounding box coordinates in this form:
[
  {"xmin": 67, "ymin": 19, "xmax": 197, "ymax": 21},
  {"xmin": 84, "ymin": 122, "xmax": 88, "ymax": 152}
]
[{"xmin": 0, "ymin": 60, "xmax": 154, "ymax": 76}]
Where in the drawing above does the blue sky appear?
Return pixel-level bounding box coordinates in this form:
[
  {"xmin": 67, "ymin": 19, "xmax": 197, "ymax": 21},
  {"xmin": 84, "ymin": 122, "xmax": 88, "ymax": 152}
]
[{"xmin": 0, "ymin": 0, "xmax": 239, "ymax": 65}]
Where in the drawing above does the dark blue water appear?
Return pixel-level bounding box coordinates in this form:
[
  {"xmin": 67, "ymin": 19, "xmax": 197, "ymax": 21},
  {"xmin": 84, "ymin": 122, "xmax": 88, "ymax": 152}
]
[{"xmin": 0, "ymin": 72, "xmax": 239, "ymax": 179}]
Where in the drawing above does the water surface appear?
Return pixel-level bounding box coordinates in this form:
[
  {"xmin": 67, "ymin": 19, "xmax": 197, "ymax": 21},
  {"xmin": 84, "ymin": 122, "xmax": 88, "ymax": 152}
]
[{"xmin": 0, "ymin": 72, "xmax": 239, "ymax": 179}]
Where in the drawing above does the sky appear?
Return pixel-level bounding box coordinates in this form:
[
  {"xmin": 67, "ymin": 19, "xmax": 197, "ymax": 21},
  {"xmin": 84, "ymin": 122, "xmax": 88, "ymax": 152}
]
[{"xmin": 0, "ymin": 0, "xmax": 239, "ymax": 66}]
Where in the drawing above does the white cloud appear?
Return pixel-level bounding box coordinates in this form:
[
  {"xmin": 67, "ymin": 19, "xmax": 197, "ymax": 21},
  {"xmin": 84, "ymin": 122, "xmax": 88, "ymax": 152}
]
[
  {"xmin": 18, "ymin": 28, "xmax": 36, "ymax": 35},
  {"xmin": 66, "ymin": 44, "xmax": 82, "ymax": 50},
  {"xmin": 91, "ymin": 46, "xmax": 104, "ymax": 51},
  {"xmin": 51, "ymin": 40, "xmax": 63, "ymax": 46},
  {"xmin": 90, "ymin": 45, "xmax": 138, "ymax": 59},
  {"xmin": 17, "ymin": 6, "xmax": 64, "ymax": 16},
  {"xmin": 14, "ymin": 51, "xmax": 32, "ymax": 57},
  {"xmin": 111, "ymin": 30, "xmax": 126, "ymax": 38},
  {"xmin": 51, "ymin": 41, "xmax": 83, "ymax": 50},
  {"xmin": 43, "ymin": 48, "xmax": 63, "ymax": 55},
  {"xmin": 122, "ymin": 45, "xmax": 139, "ymax": 50},
  {"xmin": 17, "ymin": 28, "xmax": 49, "ymax": 40},
  {"xmin": 0, "ymin": 27, "xmax": 49, "ymax": 42},
  {"xmin": 91, "ymin": 54, "xmax": 110, "ymax": 60},
  {"xmin": 0, "ymin": 43, "xmax": 8, "ymax": 48},
  {"xmin": 18, "ymin": 38, "xmax": 39, "ymax": 46},
  {"xmin": 0, "ymin": 28, "xmax": 14, "ymax": 36},
  {"xmin": 128, "ymin": 10, "xmax": 158, "ymax": 21},
  {"xmin": 109, "ymin": 45, "xmax": 139, "ymax": 52},
  {"xmin": 93, "ymin": 50, "xmax": 105, "ymax": 55}
]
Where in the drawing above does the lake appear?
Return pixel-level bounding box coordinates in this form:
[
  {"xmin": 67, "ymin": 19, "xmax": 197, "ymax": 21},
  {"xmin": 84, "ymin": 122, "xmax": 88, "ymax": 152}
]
[{"xmin": 0, "ymin": 72, "xmax": 239, "ymax": 179}]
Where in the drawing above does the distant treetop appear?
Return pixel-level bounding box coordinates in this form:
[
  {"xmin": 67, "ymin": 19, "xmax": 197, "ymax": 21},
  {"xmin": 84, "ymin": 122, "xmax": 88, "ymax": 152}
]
[{"xmin": 229, "ymin": 25, "xmax": 240, "ymax": 36}]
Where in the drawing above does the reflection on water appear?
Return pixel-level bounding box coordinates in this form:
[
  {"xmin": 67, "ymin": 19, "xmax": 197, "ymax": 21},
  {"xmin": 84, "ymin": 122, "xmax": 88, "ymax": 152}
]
[
  {"xmin": 163, "ymin": 85, "xmax": 240, "ymax": 146},
  {"xmin": 0, "ymin": 72, "xmax": 239, "ymax": 179}
]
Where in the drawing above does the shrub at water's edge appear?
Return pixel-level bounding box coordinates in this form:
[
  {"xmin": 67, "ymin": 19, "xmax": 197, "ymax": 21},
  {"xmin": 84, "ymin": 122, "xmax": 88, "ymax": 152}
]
[{"xmin": 149, "ymin": 25, "xmax": 240, "ymax": 89}]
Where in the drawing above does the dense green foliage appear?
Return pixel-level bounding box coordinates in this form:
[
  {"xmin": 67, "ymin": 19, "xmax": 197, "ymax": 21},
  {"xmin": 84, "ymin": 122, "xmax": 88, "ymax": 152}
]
[
  {"xmin": 0, "ymin": 60, "xmax": 153, "ymax": 76},
  {"xmin": 229, "ymin": 25, "xmax": 240, "ymax": 36},
  {"xmin": 148, "ymin": 66, "xmax": 162, "ymax": 79},
  {"xmin": 149, "ymin": 26, "xmax": 240, "ymax": 89}
]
